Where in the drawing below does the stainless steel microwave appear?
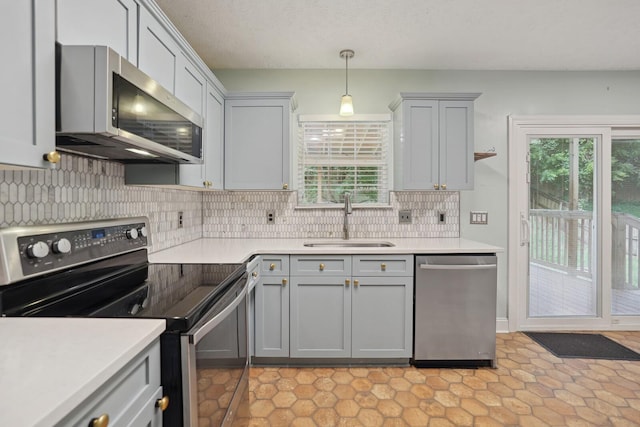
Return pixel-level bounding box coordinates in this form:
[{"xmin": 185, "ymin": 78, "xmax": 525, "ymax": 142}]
[{"xmin": 56, "ymin": 45, "xmax": 203, "ymax": 164}]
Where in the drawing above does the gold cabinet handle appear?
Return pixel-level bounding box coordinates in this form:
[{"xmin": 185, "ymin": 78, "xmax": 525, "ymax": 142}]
[
  {"xmin": 43, "ymin": 151, "xmax": 61, "ymax": 164},
  {"xmin": 282, "ymin": 278, "xmax": 288, "ymax": 286},
  {"xmin": 441, "ymin": 183, "xmax": 447, "ymax": 190},
  {"xmin": 345, "ymin": 279, "xmax": 350, "ymax": 286},
  {"xmin": 156, "ymin": 396, "xmax": 170, "ymax": 411},
  {"xmin": 90, "ymin": 414, "xmax": 109, "ymax": 427},
  {"xmin": 354, "ymin": 279, "xmax": 359, "ymax": 286},
  {"xmin": 282, "ymin": 183, "xmax": 289, "ymax": 190},
  {"xmin": 252, "ymin": 271, "xmax": 258, "ymax": 278},
  {"xmin": 381, "ymin": 263, "xmax": 387, "ymax": 271},
  {"xmin": 319, "ymin": 263, "xmax": 325, "ymax": 271},
  {"xmin": 269, "ymin": 263, "xmax": 275, "ymax": 271},
  {"xmin": 433, "ymin": 183, "xmax": 439, "ymax": 190}
]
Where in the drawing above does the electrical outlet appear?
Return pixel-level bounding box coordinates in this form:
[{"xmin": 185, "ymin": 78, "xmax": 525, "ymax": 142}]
[
  {"xmin": 178, "ymin": 211, "xmax": 184, "ymax": 228},
  {"xmin": 470, "ymin": 211, "xmax": 489, "ymax": 224},
  {"xmin": 266, "ymin": 210, "xmax": 275, "ymax": 224},
  {"xmin": 438, "ymin": 211, "xmax": 446, "ymax": 224},
  {"xmin": 399, "ymin": 210, "xmax": 412, "ymax": 224}
]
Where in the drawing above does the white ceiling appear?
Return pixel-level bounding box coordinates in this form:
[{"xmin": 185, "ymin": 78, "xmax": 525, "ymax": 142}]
[{"xmin": 155, "ymin": 0, "xmax": 640, "ymax": 71}]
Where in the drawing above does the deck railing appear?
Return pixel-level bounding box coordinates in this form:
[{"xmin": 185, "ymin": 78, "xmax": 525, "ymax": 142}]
[{"xmin": 529, "ymin": 209, "xmax": 640, "ymax": 289}]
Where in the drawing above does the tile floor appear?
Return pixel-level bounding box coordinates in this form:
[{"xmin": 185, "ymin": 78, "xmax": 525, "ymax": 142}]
[{"xmin": 245, "ymin": 331, "xmax": 640, "ymax": 426}]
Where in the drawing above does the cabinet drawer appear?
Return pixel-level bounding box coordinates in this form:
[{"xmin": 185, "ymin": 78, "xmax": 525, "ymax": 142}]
[
  {"xmin": 58, "ymin": 340, "xmax": 161, "ymax": 427},
  {"xmin": 261, "ymin": 254, "xmax": 289, "ymax": 276},
  {"xmin": 352, "ymin": 255, "xmax": 413, "ymax": 276},
  {"xmin": 291, "ymin": 255, "xmax": 352, "ymax": 276}
]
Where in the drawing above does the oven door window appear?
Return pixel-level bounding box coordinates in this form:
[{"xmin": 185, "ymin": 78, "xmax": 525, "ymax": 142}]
[{"xmin": 192, "ymin": 289, "xmax": 248, "ymax": 426}]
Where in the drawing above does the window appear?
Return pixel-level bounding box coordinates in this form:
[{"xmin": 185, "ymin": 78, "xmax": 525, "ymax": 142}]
[{"xmin": 297, "ymin": 115, "xmax": 391, "ymax": 206}]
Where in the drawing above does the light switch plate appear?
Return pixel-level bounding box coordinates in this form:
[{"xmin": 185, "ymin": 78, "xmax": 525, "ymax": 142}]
[{"xmin": 470, "ymin": 211, "xmax": 488, "ymax": 225}]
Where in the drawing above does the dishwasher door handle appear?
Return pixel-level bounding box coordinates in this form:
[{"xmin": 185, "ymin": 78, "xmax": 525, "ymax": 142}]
[{"xmin": 419, "ymin": 264, "xmax": 497, "ymax": 270}]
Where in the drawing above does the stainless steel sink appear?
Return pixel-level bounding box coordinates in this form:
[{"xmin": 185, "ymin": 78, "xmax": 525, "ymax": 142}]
[{"xmin": 303, "ymin": 241, "xmax": 395, "ymax": 248}]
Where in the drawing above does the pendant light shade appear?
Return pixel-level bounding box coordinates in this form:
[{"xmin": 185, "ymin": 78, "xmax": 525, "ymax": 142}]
[{"xmin": 339, "ymin": 49, "xmax": 354, "ymax": 116}]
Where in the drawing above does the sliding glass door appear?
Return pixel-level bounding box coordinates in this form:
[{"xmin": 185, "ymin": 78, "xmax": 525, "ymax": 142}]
[{"xmin": 611, "ymin": 137, "xmax": 640, "ymax": 316}]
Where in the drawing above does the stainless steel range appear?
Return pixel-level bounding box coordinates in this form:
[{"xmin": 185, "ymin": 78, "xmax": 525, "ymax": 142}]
[{"xmin": 0, "ymin": 217, "xmax": 249, "ymax": 427}]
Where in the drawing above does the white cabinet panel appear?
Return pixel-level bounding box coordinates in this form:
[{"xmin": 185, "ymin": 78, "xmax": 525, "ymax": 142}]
[
  {"xmin": 0, "ymin": 1, "xmax": 55, "ymax": 170},
  {"xmin": 57, "ymin": 0, "xmax": 138, "ymax": 64}
]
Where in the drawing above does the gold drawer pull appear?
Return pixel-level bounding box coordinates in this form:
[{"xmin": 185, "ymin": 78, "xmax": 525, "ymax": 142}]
[
  {"xmin": 433, "ymin": 183, "xmax": 439, "ymax": 190},
  {"xmin": 43, "ymin": 150, "xmax": 61, "ymax": 164},
  {"xmin": 156, "ymin": 396, "xmax": 170, "ymax": 411},
  {"xmin": 319, "ymin": 263, "xmax": 325, "ymax": 271},
  {"xmin": 269, "ymin": 263, "xmax": 276, "ymax": 271},
  {"xmin": 441, "ymin": 183, "xmax": 447, "ymax": 190},
  {"xmin": 282, "ymin": 278, "xmax": 288, "ymax": 285},
  {"xmin": 354, "ymin": 279, "xmax": 359, "ymax": 286},
  {"xmin": 252, "ymin": 271, "xmax": 258, "ymax": 278},
  {"xmin": 282, "ymin": 183, "xmax": 289, "ymax": 190},
  {"xmin": 345, "ymin": 279, "xmax": 350, "ymax": 286},
  {"xmin": 91, "ymin": 414, "xmax": 109, "ymax": 427},
  {"xmin": 381, "ymin": 263, "xmax": 387, "ymax": 271}
]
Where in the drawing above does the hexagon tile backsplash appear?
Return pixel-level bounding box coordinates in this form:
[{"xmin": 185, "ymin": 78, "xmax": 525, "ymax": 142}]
[
  {"xmin": 0, "ymin": 154, "xmax": 202, "ymax": 253},
  {"xmin": 0, "ymin": 153, "xmax": 460, "ymax": 251}
]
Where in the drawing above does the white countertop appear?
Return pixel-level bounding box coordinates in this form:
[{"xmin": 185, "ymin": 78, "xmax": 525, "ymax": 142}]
[
  {"xmin": 0, "ymin": 317, "xmax": 165, "ymax": 427},
  {"xmin": 149, "ymin": 237, "xmax": 502, "ymax": 264}
]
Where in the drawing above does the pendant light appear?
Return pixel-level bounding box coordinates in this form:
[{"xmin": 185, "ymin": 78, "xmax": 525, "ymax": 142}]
[{"xmin": 339, "ymin": 49, "xmax": 355, "ymax": 116}]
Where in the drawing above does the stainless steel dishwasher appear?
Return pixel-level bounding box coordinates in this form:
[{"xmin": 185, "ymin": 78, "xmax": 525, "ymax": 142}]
[{"xmin": 413, "ymin": 255, "xmax": 497, "ymax": 367}]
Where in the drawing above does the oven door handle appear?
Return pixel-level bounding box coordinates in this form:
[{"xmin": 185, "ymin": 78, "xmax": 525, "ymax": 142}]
[{"xmin": 189, "ymin": 284, "xmax": 247, "ymax": 345}]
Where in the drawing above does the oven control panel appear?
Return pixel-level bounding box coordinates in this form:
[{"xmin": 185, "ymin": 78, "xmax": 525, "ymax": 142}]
[{"xmin": 0, "ymin": 217, "xmax": 150, "ymax": 285}]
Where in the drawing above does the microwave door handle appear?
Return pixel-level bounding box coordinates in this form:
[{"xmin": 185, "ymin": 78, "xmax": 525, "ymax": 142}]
[{"xmin": 190, "ymin": 284, "xmax": 247, "ymax": 345}]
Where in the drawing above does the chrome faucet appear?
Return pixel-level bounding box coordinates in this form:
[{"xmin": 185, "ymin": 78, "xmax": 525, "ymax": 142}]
[{"xmin": 343, "ymin": 192, "xmax": 352, "ymax": 240}]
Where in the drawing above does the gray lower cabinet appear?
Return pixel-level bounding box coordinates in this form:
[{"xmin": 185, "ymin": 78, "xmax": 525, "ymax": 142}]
[
  {"xmin": 57, "ymin": 339, "xmax": 164, "ymax": 427},
  {"xmin": 351, "ymin": 276, "xmax": 413, "ymax": 358},
  {"xmin": 254, "ymin": 255, "xmax": 290, "ymax": 357},
  {"xmin": 290, "ymin": 276, "xmax": 352, "ymax": 358},
  {"xmin": 288, "ymin": 254, "xmax": 413, "ymax": 359}
]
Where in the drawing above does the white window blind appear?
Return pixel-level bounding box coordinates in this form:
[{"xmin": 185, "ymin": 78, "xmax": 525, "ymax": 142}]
[{"xmin": 297, "ymin": 117, "xmax": 391, "ymax": 206}]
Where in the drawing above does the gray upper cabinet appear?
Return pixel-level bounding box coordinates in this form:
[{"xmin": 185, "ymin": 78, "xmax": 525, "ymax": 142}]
[
  {"xmin": 138, "ymin": 4, "xmax": 180, "ymax": 93},
  {"xmin": 391, "ymin": 93, "xmax": 480, "ymax": 191},
  {"xmin": 224, "ymin": 93, "xmax": 294, "ymax": 190},
  {"xmin": 56, "ymin": 0, "xmax": 138, "ymax": 64},
  {"xmin": 0, "ymin": 1, "xmax": 56, "ymax": 169}
]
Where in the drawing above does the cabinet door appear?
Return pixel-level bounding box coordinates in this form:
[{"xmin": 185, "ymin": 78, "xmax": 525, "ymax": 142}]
[
  {"xmin": 56, "ymin": 0, "xmax": 138, "ymax": 64},
  {"xmin": 439, "ymin": 100, "xmax": 475, "ymax": 190},
  {"xmin": 403, "ymin": 100, "xmax": 439, "ymax": 190},
  {"xmin": 224, "ymin": 98, "xmax": 291, "ymax": 190},
  {"xmin": 0, "ymin": 1, "xmax": 55, "ymax": 169},
  {"xmin": 290, "ymin": 276, "xmax": 351, "ymax": 358},
  {"xmin": 254, "ymin": 276, "xmax": 289, "ymax": 357},
  {"xmin": 351, "ymin": 277, "xmax": 413, "ymax": 358},
  {"xmin": 138, "ymin": 5, "xmax": 180, "ymax": 92}
]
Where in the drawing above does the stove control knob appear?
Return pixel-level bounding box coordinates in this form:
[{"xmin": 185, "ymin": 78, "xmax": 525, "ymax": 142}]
[
  {"xmin": 26, "ymin": 241, "xmax": 49, "ymax": 259},
  {"xmin": 129, "ymin": 303, "xmax": 141, "ymax": 316},
  {"xmin": 52, "ymin": 238, "xmax": 72, "ymax": 254},
  {"xmin": 137, "ymin": 226, "xmax": 148, "ymax": 238},
  {"xmin": 125, "ymin": 228, "xmax": 139, "ymax": 240}
]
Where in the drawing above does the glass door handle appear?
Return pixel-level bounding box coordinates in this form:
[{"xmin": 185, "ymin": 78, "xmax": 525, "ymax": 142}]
[{"xmin": 520, "ymin": 212, "xmax": 530, "ymax": 246}]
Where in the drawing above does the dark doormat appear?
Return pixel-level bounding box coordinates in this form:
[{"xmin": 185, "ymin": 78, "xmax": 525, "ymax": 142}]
[{"xmin": 525, "ymin": 332, "xmax": 640, "ymax": 360}]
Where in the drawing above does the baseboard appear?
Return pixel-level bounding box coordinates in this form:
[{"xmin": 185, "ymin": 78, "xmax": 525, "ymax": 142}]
[{"xmin": 496, "ymin": 317, "xmax": 510, "ymax": 333}]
